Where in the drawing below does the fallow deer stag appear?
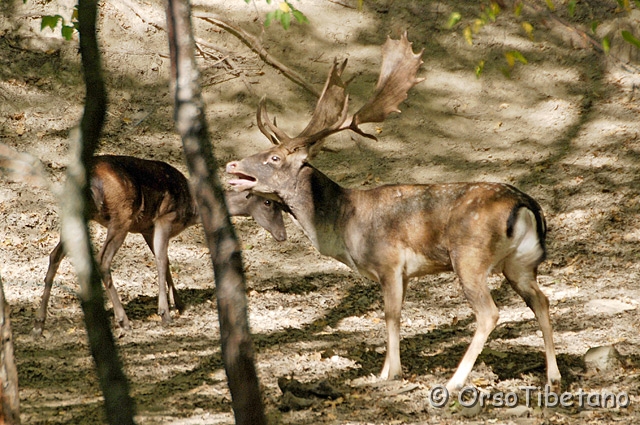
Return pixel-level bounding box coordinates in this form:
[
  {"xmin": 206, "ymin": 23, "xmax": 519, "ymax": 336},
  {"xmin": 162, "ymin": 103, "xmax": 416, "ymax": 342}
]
[
  {"xmin": 34, "ymin": 155, "xmax": 287, "ymax": 335},
  {"xmin": 226, "ymin": 34, "xmax": 561, "ymax": 392}
]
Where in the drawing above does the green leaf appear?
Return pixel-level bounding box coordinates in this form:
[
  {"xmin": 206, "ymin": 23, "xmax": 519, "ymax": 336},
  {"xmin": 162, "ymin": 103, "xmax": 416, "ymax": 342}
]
[
  {"xmin": 514, "ymin": 1, "xmax": 523, "ymax": 17},
  {"xmin": 505, "ymin": 50, "xmax": 527, "ymax": 68},
  {"xmin": 591, "ymin": 21, "xmax": 599, "ymax": 34},
  {"xmin": 568, "ymin": 0, "xmax": 577, "ymax": 17},
  {"xmin": 621, "ymin": 30, "xmax": 640, "ymax": 49},
  {"xmin": 281, "ymin": 11, "xmax": 291, "ymax": 29},
  {"xmin": 475, "ymin": 60, "xmax": 485, "ymax": 78},
  {"xmin": 41, "ymin": 15, "xmax": 62, "ymax": 31},
  {"xmin": 463, "ymin": 26, "xmax": 473, "ymax": 45},
  {"xmin": 61, "ymin": 25, "xmax": 74, "ymax": 40},
  {"xmin": 617, "ymin": 0, "xmax": 631, "ymax": 11},
  {"xmin": 522, "ymin": 21, "xmax": 534, "ymax": 40},
  {"xmin": 292, "ymin": 10, "xmax": 309, "ymax": 24},
  {"xmin": 446, "ymin": 12, "xmax": 462, "ymax": 29},
  {"xmin": 545, "ymin": 0, "xmax": 555, "ymax": 11},
  {"xmin": 512, "ymin": 50, "xmax": 527, "ymax": 64},
  {"xmin": 602, "ymin": 36, "xmax": 611, "ymax": 54},
  {"xmin": 501, "ymin": 66, "xmax": 512, "ymax": 78},
  {"xmin": 489, "ymin": 2, "xmax": 501, "ymax": 21},
  {"xmin": 264, "ymin": 10, "xmax": 276, "ymax": 27}
]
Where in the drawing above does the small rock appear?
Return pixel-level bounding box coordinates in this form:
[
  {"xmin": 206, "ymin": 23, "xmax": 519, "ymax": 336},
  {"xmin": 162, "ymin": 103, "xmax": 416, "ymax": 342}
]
[
  {"xmin": 459, "ymin": 402, "xmax": 483, "ymax": 417},
  {"xmin": 499, "ymin": 405, "xmax": 531, "ymax": 418},
  {"xmin": 584, "ymin": 346, "xmax": 621, "ymax": 372},
  {"xmin": 584, "ymin": 299, "xmax": 636, "ymax": 317},
  {"xmin": 278, "ymin": 391, "xmax": 314, "ymax": 411}
]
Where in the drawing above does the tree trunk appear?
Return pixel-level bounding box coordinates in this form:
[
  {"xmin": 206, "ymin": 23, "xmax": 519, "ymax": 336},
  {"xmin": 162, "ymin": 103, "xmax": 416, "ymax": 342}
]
[
  {"xmin": 0, "ymin": 273, "xmax": 20, "ymax": 425},
  {"xmin": 59, "ymin": 0, "xmax": 136, "ymax": 423},
  {"xmin": 164, "ymin": 1, "xmax": 267, "ymax": 424}
]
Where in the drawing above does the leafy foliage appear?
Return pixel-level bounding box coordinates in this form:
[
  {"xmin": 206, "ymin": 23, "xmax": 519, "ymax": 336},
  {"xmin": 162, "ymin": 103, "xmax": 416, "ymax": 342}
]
[
  {"xmin": 244, "ymin": 0, "xmax": 309, "ymax": 30},
  {"xmin": 446, "ymin": 1, "xmax": 528, "ymax": 77},
  {"xmin": 40, "ymin": 6, "xmax": 78, "ymax": 41},
  {"xmin": 446, "ymin": 0, "xmax": 640, "ymax": 77}
]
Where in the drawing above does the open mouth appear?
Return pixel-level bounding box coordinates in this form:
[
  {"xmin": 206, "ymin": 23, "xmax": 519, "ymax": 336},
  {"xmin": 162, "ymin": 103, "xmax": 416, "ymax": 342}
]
[{"xmin": 227, "ymin": 172, "xmax": 257, "ymax": 191}]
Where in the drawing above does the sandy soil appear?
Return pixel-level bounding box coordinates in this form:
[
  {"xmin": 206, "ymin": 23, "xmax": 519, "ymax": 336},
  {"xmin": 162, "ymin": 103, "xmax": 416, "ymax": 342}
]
[{"xmin": 1, "ymin": 0, "xmax": 640, "ymax": 423}]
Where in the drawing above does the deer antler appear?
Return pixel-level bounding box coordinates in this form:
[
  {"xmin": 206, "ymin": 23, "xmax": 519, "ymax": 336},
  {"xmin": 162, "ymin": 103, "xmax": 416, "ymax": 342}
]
[
  {"xmin": 297, "ymin": 58, "xmax": 349, "ymax": 138},
  {"xmin": 257, "ymin": 97, "xmax": 293, "ymax": 145},
  {"xmin": 256, "ymin": 33, "xmax": 423, "ymax": 151},
  {"xmin": 351, "ymin": 33, "xmax": 424, "ymax": 127}
]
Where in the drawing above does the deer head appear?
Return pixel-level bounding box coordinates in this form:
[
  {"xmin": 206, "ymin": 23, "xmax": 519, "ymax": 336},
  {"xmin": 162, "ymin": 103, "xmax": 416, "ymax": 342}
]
[{"xmin": 226, "ymin": 33, "xmax": 424, "ymax": 199}]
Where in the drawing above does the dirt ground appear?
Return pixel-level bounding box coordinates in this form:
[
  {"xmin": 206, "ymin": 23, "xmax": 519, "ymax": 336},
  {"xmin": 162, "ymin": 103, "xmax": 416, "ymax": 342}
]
[{"xmin": 2, "ymin": 0, "xmax": 640, "ymax": 423}]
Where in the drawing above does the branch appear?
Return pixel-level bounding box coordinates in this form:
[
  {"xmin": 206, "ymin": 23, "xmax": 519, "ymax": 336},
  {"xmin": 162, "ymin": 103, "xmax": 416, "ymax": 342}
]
[
  {"xmin": 0, "ymin": 273, "xmax": 20, "ymax": 425},
  {"xmin": 195, "ymin": 14, "xmax": 320, "ymax": 97},
  {"xmin": 113, "ymin": 0, "xmax": 318, "ymax": 96}
]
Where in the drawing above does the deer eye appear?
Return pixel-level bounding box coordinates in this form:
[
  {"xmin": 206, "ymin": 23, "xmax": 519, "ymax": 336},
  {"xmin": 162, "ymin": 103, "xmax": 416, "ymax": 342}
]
[
  {"xmin": 270, "ymin": 155, "xmax": 281, "ymax": 163},
  {"xmin": 263, "ymin": 200, "xmax": 271, "ymax": 206}
]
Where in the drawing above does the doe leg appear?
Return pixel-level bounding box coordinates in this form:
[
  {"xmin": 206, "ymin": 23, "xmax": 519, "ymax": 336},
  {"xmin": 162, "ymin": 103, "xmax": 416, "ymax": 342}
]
[
  {"xmin": 33, "ymin": 240, "xmax": 66, "ymax": 335},
  {"xmin": 97, "ymin": 227, "xmax": 131, "ymax": 330},
  {"xmin": 143, "ymin": 233, "xmax": 183, "ymax": 313},
  {"xmin": 504, "ymin": 265, "xmax": 561, "ymax": 390},
  {"xmin": 379, "ymin": 271, "xmax": 408, "ymax": 380},
  {"xmin": 446, "ymin": 261, "xmax": 499, "ymax": 392},
  {"xmin": 152, "ymin": 219, "xmax": 174, "ymax": 325}
]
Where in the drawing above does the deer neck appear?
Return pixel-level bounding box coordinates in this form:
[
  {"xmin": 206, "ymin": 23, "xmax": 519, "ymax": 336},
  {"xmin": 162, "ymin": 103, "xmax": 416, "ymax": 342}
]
[{"xmin": 283, "ymin": 164, "xmax": 356, "ymax": 269}]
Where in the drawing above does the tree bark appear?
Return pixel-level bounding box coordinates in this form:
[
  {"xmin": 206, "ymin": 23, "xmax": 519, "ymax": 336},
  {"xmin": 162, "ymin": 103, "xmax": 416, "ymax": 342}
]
[
  {"xmin": 60, "ymin": 0, "xmax": 136, "ymax": 423},
  {"xmin": 165, "ymin": 1, "xmax": 267, "ymax": 424},
  {"xmin": 0, "ymin": 273, "xmax": 20, "ymax": 425}
]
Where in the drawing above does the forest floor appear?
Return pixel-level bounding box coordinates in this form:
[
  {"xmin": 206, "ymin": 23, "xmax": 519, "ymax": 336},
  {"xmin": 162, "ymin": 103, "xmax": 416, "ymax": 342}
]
[{"xmin": 2, "ymin": 0, "xmax": 640, "ymax": 424}]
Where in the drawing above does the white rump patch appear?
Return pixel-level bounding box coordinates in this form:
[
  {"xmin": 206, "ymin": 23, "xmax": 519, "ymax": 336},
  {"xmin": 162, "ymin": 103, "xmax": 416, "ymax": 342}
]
[{"xmin": 511, "ymin": 208, "xmax": 544, "ymax": 267}]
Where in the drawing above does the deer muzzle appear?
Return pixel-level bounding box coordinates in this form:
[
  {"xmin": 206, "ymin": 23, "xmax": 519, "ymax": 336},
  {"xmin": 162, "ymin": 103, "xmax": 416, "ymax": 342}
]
[{"xmin": 226, "ymin": 161, "xmax": 257, "ymax": 192}]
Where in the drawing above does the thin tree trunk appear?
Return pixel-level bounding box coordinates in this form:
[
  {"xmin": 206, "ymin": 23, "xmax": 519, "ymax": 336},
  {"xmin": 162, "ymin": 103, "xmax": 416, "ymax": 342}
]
[
  {"xmin": 165, "ymin": 1, "xmax": 267, "ymax": 424},
  {"xmin": 0, "ymin": 273, "xmax": 20, "ymax": 425},
  {"xmin": 60, "ymin": 0, "xmax": 136, "ymax": 423}
]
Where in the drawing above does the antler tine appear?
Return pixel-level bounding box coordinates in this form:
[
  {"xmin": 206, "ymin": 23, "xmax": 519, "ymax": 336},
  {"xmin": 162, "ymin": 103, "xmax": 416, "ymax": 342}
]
[
  {"xmin": 350, "ymin": 32, "xmax": 424, "ymax": 131},
  {"xmin": 265, "ymin": 34, "xmax": 423, "ymax": 152},
  {"xmin": 257, "ymin": 96, "xmax": 293, "ymax": 145},
  {"xmin": 281, "ymin": 59, "xmax": 349, "ymax": 151}
]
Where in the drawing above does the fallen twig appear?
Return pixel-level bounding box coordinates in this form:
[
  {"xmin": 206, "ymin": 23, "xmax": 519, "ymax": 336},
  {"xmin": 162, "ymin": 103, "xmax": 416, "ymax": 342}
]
[
  {"xmin": 112, "ymin": 0, "xmax": 319, "ymax": 96},
  {"xmin": 326, "ymin": 0, "xmax": 358, "ymax": 10},
  {"xmin": 195, "ymin": 14, "xmax": 320, "ymax": 97}
]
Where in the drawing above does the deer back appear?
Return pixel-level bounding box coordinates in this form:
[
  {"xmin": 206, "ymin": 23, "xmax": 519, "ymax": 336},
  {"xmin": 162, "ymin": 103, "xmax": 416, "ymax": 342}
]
[{"xmin": 90, "ymin": 155, "xmax": 198, "ymax": 236}]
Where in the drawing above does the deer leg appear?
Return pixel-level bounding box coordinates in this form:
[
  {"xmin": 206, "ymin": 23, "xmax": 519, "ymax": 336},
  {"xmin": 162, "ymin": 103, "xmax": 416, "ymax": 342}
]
[
  {"xmin": 504, "ymin": 264, "xmax": 561, "ymax": 391},
  {"xmin": 379, "ymin": 271, "xmax": 408, "ymax": 380},
  {"xmin": 446, "ymin": 258, "xmax": 499, "ymax": 392},
  {"xmin": 152, "ymin": 220, "xmax": 173, "ymax": 325},
  {"xmin": 33, "ymin": 240, "xmax": 66, "ymax": 335},
  {"xmin": 143, "ymin": 233, "xmax": 183, "ymax": 313},
  {"xmin": 97, "ymin": 227, "xmax": 130, "ymax": 330}
]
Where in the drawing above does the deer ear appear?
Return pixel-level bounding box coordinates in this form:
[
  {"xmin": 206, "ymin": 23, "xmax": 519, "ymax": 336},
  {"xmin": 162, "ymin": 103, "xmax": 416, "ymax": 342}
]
[
  {"xmin": 306, "ymin": 142, "xmax": 324, "ymax": 160},
  {"xmin": 289, "ymin": 145, "xmax": 312, "ymax": 164}
]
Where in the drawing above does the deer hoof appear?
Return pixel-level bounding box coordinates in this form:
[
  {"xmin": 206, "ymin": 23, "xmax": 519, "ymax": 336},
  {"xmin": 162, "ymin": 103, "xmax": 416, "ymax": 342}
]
[
  {"xmin": 31, "ymin": 326, "xmax": 44, "ymax": 338},
  {"xmin": 118, "ymin": 318, "xmax": 131, "ymax": 331},
  {"xmin": 159, "ymin": 311, "xmax": 172, "ymax": 326}
]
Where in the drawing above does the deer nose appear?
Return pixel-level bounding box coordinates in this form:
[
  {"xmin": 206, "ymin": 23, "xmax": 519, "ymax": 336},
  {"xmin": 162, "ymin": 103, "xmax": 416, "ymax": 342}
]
[{"xmin": 226, "ymin": 161, "xmax": 239, "ymax": 173}]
